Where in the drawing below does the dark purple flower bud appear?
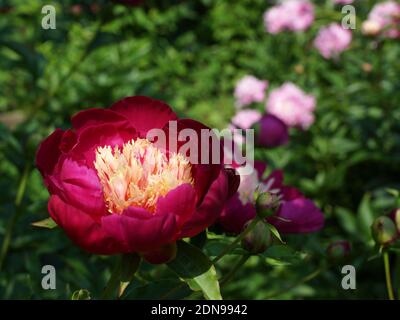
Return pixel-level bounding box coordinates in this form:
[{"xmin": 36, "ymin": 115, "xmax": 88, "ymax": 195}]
[
  {"xmin": 254, "ymin": 114, "xmax": 289, "ymax": 148},
  {"xmin": 241, "ymin": 220, "xmax": 273, "ymax": 254},
  {"xmin": 371, "ymin": 216, "xmax": 397, "ymax": 246},
  {"xmin": 327, "ymin": 240, "xmax": 351, "ymax": 261}
]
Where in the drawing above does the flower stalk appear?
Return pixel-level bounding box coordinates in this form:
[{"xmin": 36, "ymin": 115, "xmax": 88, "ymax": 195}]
[{"xmin": 383, "ymin": 250, "xmax": 395, "ymax": 300}]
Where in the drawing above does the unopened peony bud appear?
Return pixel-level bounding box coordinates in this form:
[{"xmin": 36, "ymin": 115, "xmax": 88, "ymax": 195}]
[
  {"xmin": 371, "ymin": 216, "xmax": 397, "ymax": 246},
  {"xmin": 254, "ymin": 114, "xmax": 289, "ymax": 148},
  {"xmin": 142, "ymin": 242, "xmax": 177, "ymax": 264},
  {"xmin": 327, "ymin": 240, "xmax": 351, "ymax": 262},
  {"xmin": 241, "ymin": 220, "xmax": 273, "ymax": 254},
  {"xmin": 362, "ymin": 20, "xmax": 381, "ymax": 36},
  {"xmin": 256, "ymin": 192, "xmax": 280, "ymax": 218}
]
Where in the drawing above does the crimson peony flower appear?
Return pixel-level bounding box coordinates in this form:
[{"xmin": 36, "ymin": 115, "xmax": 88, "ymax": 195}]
[
  {"xmin": 36, "ymin": 96, "xmax": 239, "ymax": 262},
  {"xmin": 219, "ymin": 161, "xmax": 324, "ymax": 234}
]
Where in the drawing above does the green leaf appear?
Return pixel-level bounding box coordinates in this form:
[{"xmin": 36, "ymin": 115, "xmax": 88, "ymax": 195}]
[
  {"xmin": 204, "ymin": 239, "xmax": 246, "ymax": 257},
  {"xmin": 122, "ymin": 279, "xmax": 192, "ymax": 300},
  {"xmin": 31, "ymin": 217, "xmax": 57, "ymax": 229},
  {"xmin": 266, "ymin": 223, "xmax": 285, "ymax": 244},
  {"xmin": 335, "ymin": 206, "xmax": 358, "ymax": 238},
  {"xmin": 71, "ymin": 289, "xmax": 91, "ymax": 300},
  {"xmin": 261, "ymin": 245, "xmax": 304, "ymax": 266},
  {"xmin": 167, "ymin": 241, "xmax": 222, "ymax": 300},
  {"xmin": 357, "ymin": 193, "xmax": 375, "ymax": 244}
]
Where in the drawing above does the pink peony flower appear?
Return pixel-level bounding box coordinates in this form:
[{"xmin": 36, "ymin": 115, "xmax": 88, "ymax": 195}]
[
  {"xmin": 314, "ymin": 23, "xmax": 352, "ymax": 59},
  {"xmin": 363, "ymin": 1, "xmax": 400, "ymax": 38},
  {"xmin": 219, "ymin": 161, "xmax": 324, "ymax": 234},
  {"xmin": 266, "ymin": 82, "xmax": 316, "ymax": 129},
  {"xmin": 264, "ymin": 0, "xmax": 315, "ymax": 34},
  {"xmin": 231, "ymin": 109, "xmax": 262, "ymax": 129},
  {"xmin": 234, "ymin": 76, "xmax": 268, "ymax": 108}
]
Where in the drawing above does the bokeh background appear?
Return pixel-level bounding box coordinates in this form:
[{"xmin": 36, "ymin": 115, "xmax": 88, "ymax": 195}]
[{"xmin": 0, "ymin": 0, "xmax": 399, "ymax": 299}]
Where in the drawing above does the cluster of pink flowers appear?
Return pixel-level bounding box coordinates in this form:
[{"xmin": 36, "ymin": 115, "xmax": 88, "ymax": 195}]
[
  {"xmin": 362, "ymin": 1, "xmax": 400, "ymax": 38},
  {"xmin": 264, "ymin": 0, "xmax": 314, "ymax": 34},
  {"xmin": 266, "ymin": 82, "xmax": 316, "ymax": 130},
  {"xmin": 234, "ymin": 76, "xmax": 268, "ymax": 108},
  {"xmin": 314, "ymin": 23, "xmax": 352, "ymax": 59}
]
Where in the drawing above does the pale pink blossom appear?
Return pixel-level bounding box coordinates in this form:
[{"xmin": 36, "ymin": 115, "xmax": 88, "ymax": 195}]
[
  {"xmin": 264, "ymin": 0, "xmax": 315, "ymax": 34},
  {"xmin": 231, "ymin": 109, "xmax": 262, "ymax": 130},
  {"xmin": 234, "ymin": 76, "xmax": 268, "ymax": 108},
  {"xmin": 314, "ymin": 23, "xmax": 352, "ymax": 59},
  {"xmin": 266, "ymin": 82, "xmax": 316, "ymax": 130},
  {"xmin": 363, "ymin": 1, "xmax": 400, "ymax": 38}
]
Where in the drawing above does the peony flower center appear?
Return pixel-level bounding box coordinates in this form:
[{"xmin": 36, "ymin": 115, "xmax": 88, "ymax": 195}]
[{"xmin": 94, "ymin": 138, "xmax": 193, "ymax": 214}]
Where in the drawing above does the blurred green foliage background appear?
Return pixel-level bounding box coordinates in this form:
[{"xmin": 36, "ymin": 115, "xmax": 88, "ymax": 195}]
[{"xmin": 0, "ymin": 0, "xmax": 399, "ymax": 299}]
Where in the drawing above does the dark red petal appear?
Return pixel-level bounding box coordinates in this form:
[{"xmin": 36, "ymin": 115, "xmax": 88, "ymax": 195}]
[
  {"xmin": 224, "ymin": 168, "xmax": 240, "ymax": 198},
  {"xmin": 71, "ymin": 108, "xmax": 129, "ymax": 134},
  {"xmin": 102, "ymin": 207, "xmax": 178, "ymax": 252},
  {"xmin": 268, "ymin": 198, "xmax": 324, "ymax": 234},
  {"xmin": 179, "ymin": 169, "xmax": 229, "ymax": 238},
  {"xmin": 36, "ymin": 128, "xmax": 64, "ymax": 177},
  {"xmin": 48, "ymin": 195, "xmax": 124, "ymax": 255},
  {"xmin": 70, "ymin": 123, "xmax": 137, "ymax": 168},
  {"xmin": 110, "ymin": 96, "xmax": 177, "ymax": 137},
  {"xmin": 156, "ymin": 183, "xmax": 196, "ymax": 229},
  {"xmin": 219, "ymin": 193, "xmax": 256, "ymax": 234},
  {"xmin": 54, "ymin": 158, "xmax": 107, "ymax": 219},
  {"xmin": 163, "ymin": 118, "xmax": 222, "ymax": 204},
  {"xmin": 59, "ymin": 129, "xmax": 77, "ymax": 154}
]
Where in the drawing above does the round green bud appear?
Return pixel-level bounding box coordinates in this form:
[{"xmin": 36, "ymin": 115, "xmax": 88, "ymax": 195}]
[{"xmin": 371, "ymin": 216, "xmax": 397, "ymax": 246}]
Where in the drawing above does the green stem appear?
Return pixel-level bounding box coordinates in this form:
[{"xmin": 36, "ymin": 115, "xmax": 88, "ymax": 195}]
[
  {"xmin": 383, "ymin": 250, "xmax": 395, "ymax": 300},
  {"xmin": 101, "ymin": 257, "xmax": 123, "ymax": 300},
  {"xmin": 220, "ymin": 254, "xmax": 251, "ymax": 287},
  {"xmin": 264, "ymin": 267, "xmax": 324, "ymax": 299},
  {"xmin": 212, "ymin": 218, "xmax": 259, "ymax": 264},
  {"xmin": 0, "ymin": 164, "xmax": 30, "ymax": 271}
]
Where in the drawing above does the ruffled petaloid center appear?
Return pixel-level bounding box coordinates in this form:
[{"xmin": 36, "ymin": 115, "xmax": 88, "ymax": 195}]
[{"xmin": 94, "ymin": 138, "xmax": 193, "ymax": 214}]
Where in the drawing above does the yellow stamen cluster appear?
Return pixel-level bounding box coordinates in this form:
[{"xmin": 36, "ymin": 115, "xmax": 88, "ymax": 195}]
[{"xmin": 94, "ymin": 138, "xmax": 193, "ymax": 214}]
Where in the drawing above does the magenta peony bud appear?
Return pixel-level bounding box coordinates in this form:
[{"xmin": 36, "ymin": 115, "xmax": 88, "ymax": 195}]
[
  {"xmin": 371, "ymin": 216, "xmax": 398, "ymax": 246},
  {"xmin": 327, "ymin": 240, "xmax": 351, "ymax": 261},
  {"xmin": 241, "ymin": 220, "xmax": 273, "ymax": 254},
  {"xmin": 254, "ymin": 114, "xmax": 289, "ymax": 148}
]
